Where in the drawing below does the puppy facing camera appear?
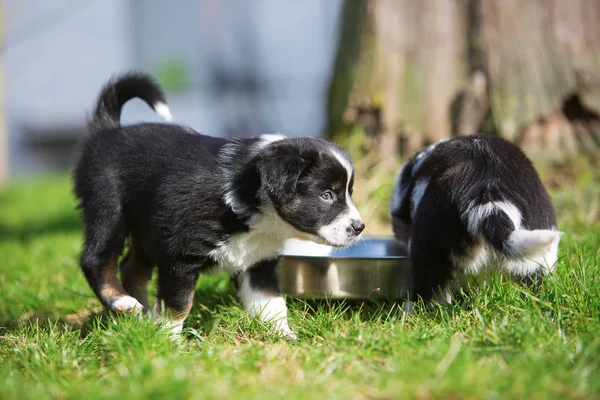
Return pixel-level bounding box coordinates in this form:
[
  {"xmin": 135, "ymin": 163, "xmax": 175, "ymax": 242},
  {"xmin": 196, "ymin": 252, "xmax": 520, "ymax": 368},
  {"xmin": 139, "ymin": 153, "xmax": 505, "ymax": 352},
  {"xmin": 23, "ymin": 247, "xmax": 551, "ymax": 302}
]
[
  {"xmin": 390, "ymin": 136, "xmax": 561, "ymax": 304},
  {"xmin": 73, "ymin": 72, "xmax": 364, "ymax": 338}
]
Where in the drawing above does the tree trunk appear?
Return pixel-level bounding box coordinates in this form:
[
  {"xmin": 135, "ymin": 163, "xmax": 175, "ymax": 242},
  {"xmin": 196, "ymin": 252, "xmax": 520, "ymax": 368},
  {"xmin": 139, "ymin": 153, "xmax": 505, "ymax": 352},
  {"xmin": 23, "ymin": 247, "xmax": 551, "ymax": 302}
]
[
  {"xmin": 328, "ymin": 0, "xmax": 600, "ymax": 168},
  {"xmin": 328, "ymin": 0, "xmax": 480, "ymax": 158},
  {"xmin": 327, "ymin": 0, "xmax": 474, "ymax": 230},
  {"xmin": 481, "ymin": 0, "xmax": 600, "ymax": 165}
]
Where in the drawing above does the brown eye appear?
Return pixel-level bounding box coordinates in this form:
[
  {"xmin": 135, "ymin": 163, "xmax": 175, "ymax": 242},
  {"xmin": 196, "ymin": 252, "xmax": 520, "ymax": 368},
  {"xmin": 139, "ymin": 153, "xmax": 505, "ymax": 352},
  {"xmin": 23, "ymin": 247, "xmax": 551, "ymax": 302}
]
[{"xmin": 320, "ymin": 191, "xmax": 333, "ymax": 201}]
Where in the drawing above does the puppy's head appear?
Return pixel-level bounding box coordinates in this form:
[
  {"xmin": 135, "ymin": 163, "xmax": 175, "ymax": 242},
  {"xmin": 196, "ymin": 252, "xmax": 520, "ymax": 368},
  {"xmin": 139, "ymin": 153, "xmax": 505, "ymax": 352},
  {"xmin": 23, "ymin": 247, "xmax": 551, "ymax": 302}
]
[{"xmin": 256, "ymin": 137, "xmax": 364, "ymax": 247}]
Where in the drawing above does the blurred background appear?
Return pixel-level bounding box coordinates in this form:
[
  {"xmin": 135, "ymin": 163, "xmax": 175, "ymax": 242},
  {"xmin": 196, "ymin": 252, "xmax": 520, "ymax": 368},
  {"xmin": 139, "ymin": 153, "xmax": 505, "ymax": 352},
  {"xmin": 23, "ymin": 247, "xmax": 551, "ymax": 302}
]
[
  {"xmin": 1, "ymin": 0, "xmax": 343, "ymax": 176},
  {"xmin": 1, "ymin": 0, "xmax": 599, "ymax": 231}
]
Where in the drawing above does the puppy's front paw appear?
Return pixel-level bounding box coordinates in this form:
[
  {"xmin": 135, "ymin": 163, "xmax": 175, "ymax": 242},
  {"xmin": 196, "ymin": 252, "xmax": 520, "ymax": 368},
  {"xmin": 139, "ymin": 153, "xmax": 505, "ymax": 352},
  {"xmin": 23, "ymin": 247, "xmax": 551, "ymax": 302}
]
[
  {"xmin": 275, "ymin": 321, "xmax": 298, "ymax": 340},
  {"xmin": 283, "ymin": 328, "xmax": 298, "ymax": 340},
  {"xmin": 109, "ymin": 296, "xmax": 144, "ymax": 314}
]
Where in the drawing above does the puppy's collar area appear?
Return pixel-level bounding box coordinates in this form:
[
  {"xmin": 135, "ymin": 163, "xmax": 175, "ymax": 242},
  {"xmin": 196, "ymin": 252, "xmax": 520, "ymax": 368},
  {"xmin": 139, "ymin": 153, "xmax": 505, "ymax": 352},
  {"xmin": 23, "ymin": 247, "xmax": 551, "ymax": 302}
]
[{"xmin": 209, "ymin": 200, "xmax": 302, "ymax": 273}]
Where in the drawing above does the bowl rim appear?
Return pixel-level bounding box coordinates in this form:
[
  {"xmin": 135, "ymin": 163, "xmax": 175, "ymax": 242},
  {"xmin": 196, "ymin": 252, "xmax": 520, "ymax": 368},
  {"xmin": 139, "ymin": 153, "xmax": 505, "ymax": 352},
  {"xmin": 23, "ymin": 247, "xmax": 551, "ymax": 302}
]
[
  {"xmin": 280, "ymin": 254, "xmax": 408, "ymax": 260},
  {"xmin": 280, "ymin": 236, "xmax": 409, "ymax": 260}
]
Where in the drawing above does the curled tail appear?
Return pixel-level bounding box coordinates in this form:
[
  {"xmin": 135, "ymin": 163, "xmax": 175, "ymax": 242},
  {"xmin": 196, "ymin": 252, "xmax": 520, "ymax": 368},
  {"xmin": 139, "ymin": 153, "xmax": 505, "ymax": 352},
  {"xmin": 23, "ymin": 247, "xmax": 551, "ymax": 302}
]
[
  {"xmin": 465, "ymin": 201, "xmax": 561, "ymax": 258},
  {"xmin": 90, "ymin": 72, "xmax": 172, "ymax": 131}
]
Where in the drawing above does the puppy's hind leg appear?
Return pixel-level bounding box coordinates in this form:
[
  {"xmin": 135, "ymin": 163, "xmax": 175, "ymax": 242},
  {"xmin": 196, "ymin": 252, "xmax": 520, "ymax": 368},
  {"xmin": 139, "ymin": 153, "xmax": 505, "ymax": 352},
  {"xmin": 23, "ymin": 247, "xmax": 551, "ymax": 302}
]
[
  {"xmin": 234, "ymin": 259, "xmax": 295, "ymax": 339},
  {"xmin": 80, "ymin": 217, "xmax": 143, "ymax": 313},
  {"xmin": 78, "ymin": 176, "xmax": 142, "ymax": 313},
  {"xmin": 408, "ymin": 238, "xmax": 456, "ymax": 305},
  {"xmin": 120, "ymin": 242, "xmax": 154, "ymax": 309}
]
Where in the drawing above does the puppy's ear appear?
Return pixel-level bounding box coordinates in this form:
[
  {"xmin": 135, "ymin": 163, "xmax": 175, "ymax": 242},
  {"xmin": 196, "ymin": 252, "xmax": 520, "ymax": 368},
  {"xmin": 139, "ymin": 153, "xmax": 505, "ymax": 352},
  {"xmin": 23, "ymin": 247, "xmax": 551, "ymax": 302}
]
[{"xmin": 257, "ymin": 155, "xmax": 308, "ymax": 206}]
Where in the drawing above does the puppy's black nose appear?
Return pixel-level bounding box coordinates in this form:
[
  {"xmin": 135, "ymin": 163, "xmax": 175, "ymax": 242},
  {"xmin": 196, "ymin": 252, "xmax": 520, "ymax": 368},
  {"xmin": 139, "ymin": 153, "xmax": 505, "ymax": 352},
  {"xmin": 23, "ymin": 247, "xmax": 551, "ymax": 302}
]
[{"xmin": 350, "ymin": 220, "xmax": 365, "ymax": 235}]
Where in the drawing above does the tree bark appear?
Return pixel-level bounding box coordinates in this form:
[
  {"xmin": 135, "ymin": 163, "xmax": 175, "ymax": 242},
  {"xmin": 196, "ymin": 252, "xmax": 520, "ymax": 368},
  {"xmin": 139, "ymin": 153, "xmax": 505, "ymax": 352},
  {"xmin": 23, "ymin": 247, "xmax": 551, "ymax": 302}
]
[
  {"xmin": 482, "ymin": 0, "xmax": 600, "ymax": 165},
  {"xmin": 328, "ymin": 0, "xmax": 600, "ymax": 167},
  {"xmin": 328, "ymin": 0, "xmax": 470, "ymax": 159}
]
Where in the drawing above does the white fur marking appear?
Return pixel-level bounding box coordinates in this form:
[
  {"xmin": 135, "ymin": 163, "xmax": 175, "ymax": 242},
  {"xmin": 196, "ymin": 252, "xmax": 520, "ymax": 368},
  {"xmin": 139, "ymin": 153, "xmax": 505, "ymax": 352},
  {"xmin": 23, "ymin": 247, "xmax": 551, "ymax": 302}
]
[
  {"xmin": 451, "ymin": 244, "xmax": 489, "ymax": 275},
  {"xmin": 452, "ymin": 229, "xmax": 561, "ymax": 276},
  {"xmin": 465, "ymin": 201, "xmax": 522, "ymax": 236},
  {"xmin": 109, "ymin": 296, "xmax": 143, "ymax": 313},
  {"xmin": 208, "ymin": 199, "xmax": 300, "ymax": 273},
  {"xmin": 154, "ymin": 314, "xmax": 185, "ymax": 337},
  {"xmin": 392, "ymin": 139, "xmax": 449, "ymax": 214},
  {"xmin": 411, "ymin": 179, "xmax": 430, "ymax": 217},
  {"xmin": 164, "ymin": 319, "xmax": 184, "ymax": 336},
  {"xmin": 238, "ymin": 275, "xmax": 294, "ymax": 338},
  {"xmin": 318, "ymin": 148, "xmax": 363, "ymax": 246},
  {"xmin": 153, "ymin": 102, "xmax": 173, "ymax": 121},
  {"xmin": 459, "ymin": 200, "xmax": 562, "ymax": 275},
  {"xmin": 330, "ymin": 148, "xmax": 354, "ymax": 192},
  {"xmin": 501, "ymin": 237, "xmax": 560, "ymax": 276},
  {"xmin": 317, "ymin": 205, "xmax": 362, "ymax": 247},
  {"xmin": 505, "ymin": 229, "xmax": 562, "ymax": 258},
  {"xmin": 258, "ymin": 133, "xmax": 286, "ymax": 147},
  {"xmin": 282, "ymin": 238, "xmax": 334, "ymax": 257}
]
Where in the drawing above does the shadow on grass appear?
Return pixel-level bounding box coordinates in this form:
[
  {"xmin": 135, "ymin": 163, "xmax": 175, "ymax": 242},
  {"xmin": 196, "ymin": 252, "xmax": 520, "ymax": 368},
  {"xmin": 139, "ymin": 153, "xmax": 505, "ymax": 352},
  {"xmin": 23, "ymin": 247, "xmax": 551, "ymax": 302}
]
[
  {"xmin": 0, "ymin": 213, "xmax": 82, "ymax": 242},
  {"xmin": 0, "ymin": 306, "xmax": 108, "ymax": 338},
  {"xmin": 0, "ymin": 277, "xmax": 241, "ymax": 339},
  {"xmin": 291, "ymin": 296, "xmax": 408, "ymax": 320},
  {"xmin": 187, "ymin": 276, "xmax": 239, "ymax": 336},
  {"xmin": 0, "ymin": 278, "xmax": 425, "ymax": 339},
  {"xmin": 188, "ymin": 276, "xmax": 412, "ymax": 332}
]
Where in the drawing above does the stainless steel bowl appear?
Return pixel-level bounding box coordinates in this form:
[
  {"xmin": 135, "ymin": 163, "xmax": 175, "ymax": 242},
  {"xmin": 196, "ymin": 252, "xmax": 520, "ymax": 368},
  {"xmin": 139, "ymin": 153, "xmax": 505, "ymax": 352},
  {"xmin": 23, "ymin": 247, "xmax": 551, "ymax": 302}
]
[{"xmin": 279, "ymin": 237, "xmax": 410, "ymax": 300}]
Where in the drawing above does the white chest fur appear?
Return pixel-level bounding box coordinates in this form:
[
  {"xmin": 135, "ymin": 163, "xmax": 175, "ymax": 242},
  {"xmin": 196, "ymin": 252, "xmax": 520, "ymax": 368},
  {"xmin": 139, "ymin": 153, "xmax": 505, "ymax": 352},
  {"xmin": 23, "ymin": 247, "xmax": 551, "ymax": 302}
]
[{"xmin": 208, "ymin": 204, "xmax": 299, "ymax": 274}]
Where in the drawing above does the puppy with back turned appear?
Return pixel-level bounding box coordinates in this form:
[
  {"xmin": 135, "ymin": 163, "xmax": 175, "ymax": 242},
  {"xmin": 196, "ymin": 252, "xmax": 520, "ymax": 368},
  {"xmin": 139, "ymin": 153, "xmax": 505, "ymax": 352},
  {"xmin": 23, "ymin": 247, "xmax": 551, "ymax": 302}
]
[
  {"xmin": 390, "ymin": 135, "xmax": 561, "ymax": 305},
  {"xmin": 74, "ymin": 72, "xmax": 364, "ymax": 338}
]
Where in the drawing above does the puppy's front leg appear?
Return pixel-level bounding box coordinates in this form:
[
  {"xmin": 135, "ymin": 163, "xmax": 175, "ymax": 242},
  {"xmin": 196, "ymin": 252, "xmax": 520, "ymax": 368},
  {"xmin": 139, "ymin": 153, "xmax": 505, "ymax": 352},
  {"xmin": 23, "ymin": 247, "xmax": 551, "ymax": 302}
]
[{"xmin": 235, "ymin": 259, "xmax": 296, "ymax": 339}]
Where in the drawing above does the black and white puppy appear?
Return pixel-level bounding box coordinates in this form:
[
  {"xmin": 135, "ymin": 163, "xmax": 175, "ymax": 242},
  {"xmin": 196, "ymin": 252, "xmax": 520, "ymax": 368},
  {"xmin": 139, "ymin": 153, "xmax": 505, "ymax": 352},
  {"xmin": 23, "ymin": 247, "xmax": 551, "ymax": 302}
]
[
  {"xmin": 73, "ymin": 72, "xmax": 364, "ymax": 337},
  {"xmin": 390, "ymin": 135, "xmax": 561, "ymax": 304}
]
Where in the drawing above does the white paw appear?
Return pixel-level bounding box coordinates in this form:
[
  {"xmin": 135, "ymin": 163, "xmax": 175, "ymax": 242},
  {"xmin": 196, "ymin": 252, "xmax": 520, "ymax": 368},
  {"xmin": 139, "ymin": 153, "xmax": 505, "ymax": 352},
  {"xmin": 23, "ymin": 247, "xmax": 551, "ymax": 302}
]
[
  {"xmin": 164, "ymin": 320, "xmax": 184, "ymax": 337},
  {"xmin": 109, "ymin": 296, "xmax": 144, "ymax": 314},
  {"xmin": 275, "ymin": 321, "xmax": 297, "ymax": 340},
  {"xmin": 283, "ymin": 329, "xmax": 298, "ymax": 340},
  {"xmin": 154, "ymin": 314, "xmax": 185, "ymax": 338}
]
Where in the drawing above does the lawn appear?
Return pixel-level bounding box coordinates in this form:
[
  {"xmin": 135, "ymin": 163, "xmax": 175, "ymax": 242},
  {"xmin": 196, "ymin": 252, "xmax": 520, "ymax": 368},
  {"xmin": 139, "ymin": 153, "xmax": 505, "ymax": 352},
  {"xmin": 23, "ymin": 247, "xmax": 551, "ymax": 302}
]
[{"xmin": 0, "ymin": 175, "xmax": 599, "ymax": 399}]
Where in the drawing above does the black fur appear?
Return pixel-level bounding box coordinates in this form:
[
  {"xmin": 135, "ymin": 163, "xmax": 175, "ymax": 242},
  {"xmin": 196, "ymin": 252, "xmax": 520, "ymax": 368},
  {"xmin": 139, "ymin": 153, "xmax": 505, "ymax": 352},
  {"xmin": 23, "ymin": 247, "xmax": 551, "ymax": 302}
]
[
  {"xmin": 245, "ymin": 258, "xmax": 282, "ymax": 296},
  {"xmin": 91, "ymin": 72, "xmax": 168, "ymax": 130},
  {"xmin": 73, "ymin": 72, "xmax": 363, "ymax": 333},
  {"xmin": 391, "ymin": 135, "xmax": 560, "ymax": 302}
]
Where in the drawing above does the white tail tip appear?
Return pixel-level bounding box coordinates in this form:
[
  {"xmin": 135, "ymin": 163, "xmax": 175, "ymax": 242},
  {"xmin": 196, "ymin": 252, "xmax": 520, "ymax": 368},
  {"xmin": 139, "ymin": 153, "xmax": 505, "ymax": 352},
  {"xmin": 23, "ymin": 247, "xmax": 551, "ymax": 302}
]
[
  {"xmin": 506, "ymin": 229, "xmax": 562, "ymax": 257},
  {"xmin": 153, "ymin": 102, "xmax": 173, "ymax": 122}
]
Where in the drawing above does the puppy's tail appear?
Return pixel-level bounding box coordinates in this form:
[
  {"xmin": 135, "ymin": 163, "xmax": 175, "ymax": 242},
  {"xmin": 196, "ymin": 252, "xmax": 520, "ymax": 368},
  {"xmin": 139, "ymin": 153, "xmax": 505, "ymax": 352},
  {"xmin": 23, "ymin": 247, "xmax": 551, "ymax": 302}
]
[
  {"xmin": 466, "ymin": 201, "xmax": 561, "ymax": 258},
  {"xmin": 89, "ymin": 72, "xmax": 172, "ymax": 132}
]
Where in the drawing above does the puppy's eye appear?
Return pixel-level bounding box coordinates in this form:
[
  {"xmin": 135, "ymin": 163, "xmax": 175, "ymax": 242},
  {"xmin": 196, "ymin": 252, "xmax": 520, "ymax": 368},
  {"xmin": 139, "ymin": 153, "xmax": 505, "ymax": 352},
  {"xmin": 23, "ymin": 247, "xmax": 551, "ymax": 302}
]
[{"xmin": 320, "ymin": 191, "xmax": 334, "ymax": 201}]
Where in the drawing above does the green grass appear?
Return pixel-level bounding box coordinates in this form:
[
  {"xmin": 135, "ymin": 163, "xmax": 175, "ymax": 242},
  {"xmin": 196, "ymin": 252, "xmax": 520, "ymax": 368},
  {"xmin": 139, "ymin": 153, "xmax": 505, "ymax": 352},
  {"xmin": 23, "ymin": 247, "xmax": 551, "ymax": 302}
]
[{"xmin": 1, "ymin": 175, "xmax": 599, "ymax": 399}]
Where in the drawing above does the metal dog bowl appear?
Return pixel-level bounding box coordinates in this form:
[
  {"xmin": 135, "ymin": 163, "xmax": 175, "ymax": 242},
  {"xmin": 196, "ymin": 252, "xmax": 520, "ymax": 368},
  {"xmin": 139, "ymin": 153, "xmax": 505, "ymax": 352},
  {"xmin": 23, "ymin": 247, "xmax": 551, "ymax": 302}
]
[{"xmin": 279, "ymin": 237, "xmax": 410, "ymax": 300}]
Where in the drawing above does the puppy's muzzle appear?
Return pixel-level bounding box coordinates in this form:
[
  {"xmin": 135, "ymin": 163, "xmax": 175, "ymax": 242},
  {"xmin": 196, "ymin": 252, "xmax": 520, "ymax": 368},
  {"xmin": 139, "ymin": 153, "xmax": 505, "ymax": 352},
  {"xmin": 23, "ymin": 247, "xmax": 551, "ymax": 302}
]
[{"xmin": 348, "ymin": 219, "xmax": 365, "ymax": 236}]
